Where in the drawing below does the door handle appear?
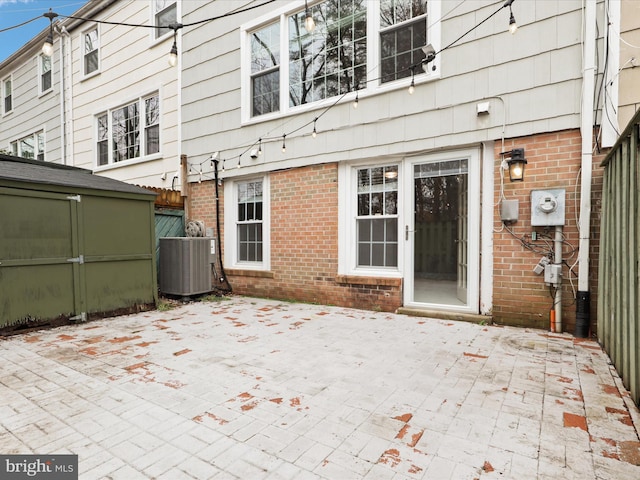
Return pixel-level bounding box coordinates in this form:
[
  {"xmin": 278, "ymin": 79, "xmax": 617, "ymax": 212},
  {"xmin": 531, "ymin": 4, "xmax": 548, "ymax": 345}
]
[{"xmin": 405, "ymin": 225, "xmax": 415, "ymax": 240}]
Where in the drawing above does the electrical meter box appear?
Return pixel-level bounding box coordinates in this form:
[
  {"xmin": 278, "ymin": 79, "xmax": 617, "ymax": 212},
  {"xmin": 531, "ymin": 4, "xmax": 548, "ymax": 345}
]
[{"xmin": 531, "ymin": 188, "xmax": 565, "ymax": 226}]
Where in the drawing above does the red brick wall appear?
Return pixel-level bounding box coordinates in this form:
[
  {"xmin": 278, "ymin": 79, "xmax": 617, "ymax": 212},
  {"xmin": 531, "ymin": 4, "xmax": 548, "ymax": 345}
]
[
  {"xmin": 493, "ymin": 129, "xmax": 605, "ymax": 332},
  {"xmin": 185, "ymin": 132, "xmax": 606, "ymax": 329},
  {"xmin": 187, "ymin": 163, "xmax": 403, "ymax": 312}
]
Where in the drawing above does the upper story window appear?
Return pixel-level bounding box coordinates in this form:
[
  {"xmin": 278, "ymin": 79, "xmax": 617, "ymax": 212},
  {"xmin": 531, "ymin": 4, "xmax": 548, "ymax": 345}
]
[
  {"xmin": 84, "ymin": 27, "xmax": 99, "ymax": 76},
  {"xmin": 288, "ymin": 0, "xmax": 367, "ymax": 107},
  {"xmin": 153, "ymin": 0, "xmax": 177, "ymax": 39},
  {"xmin": 39, "ymin": 55, "xmax": 52, "ymax": 94},
  {"xmin": 251, "ymin": 22, "xmax": 280, "ymax": 117},
  {"xmin": 380, "ymin": 0, "xmax": 427, "ymax": 83},
  {"xmin": 3, "ymin": 76, "xmax": 12, "ymax": 114},
  {"xmin": 243, "ymin": 0, "xmax": 437, "ymax": 120},
  {"xmin": 96, "ymin": 92, "xmax": 160, "ymax": 167},
  {"xmin": 10, "ymin": 131, "xmax": 45, "ymax": 161}
]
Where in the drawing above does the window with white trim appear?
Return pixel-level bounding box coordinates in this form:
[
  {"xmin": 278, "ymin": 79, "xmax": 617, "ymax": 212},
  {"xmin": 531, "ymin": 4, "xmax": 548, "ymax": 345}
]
[
  {"xmin": 11, "ymin": 131, "xmax": 45, "ymax": 161},
  {"xmin": 237, "ymin": 180, "xmax": 264, "ymax": 262},
  {"xmin": 96, "ymin": 93, "xmax": 160, "ymax": 167},
  {"xmin": 153, "ymin": 0, "xmax": 177, "ymax": 39},
  {"xmin": 225, "ymin": 176, "xmax": 270, "ymax": 270},
  {"xmin": 244, "ymin": 0, "xmax": 437, "ymax": 119},
  {"xmin": 39, "ymin": 55, "xmax": 52, "ymax": 93},
  {"xmin": 3, "ymin": 76, "xmax": 12, "ymax": 114},
  {"xmin": 380, "ymin": 0, "xmax": 427, "ymax": 83},
  {"xmin": 356, "ymin": 165, "xmax": 398, "ymax": 267},
  {"xmin": 84, "ymin": 27, "xmax": 99, "ymax": 76},
  {"xmin": 251, "ymin": 22, "xmax": 280, "ymax": 117}
]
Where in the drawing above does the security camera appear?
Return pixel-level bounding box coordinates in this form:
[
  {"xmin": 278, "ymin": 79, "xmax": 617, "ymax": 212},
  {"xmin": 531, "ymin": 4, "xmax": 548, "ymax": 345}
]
[{"xmin": 250, "ymin": 148, "xmax": 259, "ymax": 159}]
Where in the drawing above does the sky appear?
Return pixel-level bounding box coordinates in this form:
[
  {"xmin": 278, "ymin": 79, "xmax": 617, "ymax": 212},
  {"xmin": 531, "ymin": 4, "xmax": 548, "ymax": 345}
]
[{"xmin": 0, "ymin": 0, "xmax": 88, "ymax": 63}]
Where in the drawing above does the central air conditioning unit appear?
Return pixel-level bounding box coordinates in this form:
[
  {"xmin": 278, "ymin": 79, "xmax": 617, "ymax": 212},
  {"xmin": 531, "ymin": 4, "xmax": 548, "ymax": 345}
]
[{"xmin": 159, "ymin": 237, "xmax": 214, "ymax": 296}]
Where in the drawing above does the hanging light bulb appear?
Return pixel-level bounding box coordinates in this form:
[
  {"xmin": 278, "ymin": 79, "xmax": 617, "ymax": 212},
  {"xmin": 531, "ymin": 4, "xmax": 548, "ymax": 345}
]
[
  {"xmin": 353, "ymin": 92, "xmax": 359, "ymax": 109},
  {"xmin": 281, "ymin": 134, "xmax": 287, "ymax": 153},
  {"xmin": 304, "ymin": 1, "xmax": 315, "ymax": 33},
  {"xmin": 508, "ymin": 11, "xmax": 518, "ymax": 34},
  {"xmin": 237, "ymin": 157, "xmax": 241, "ymax": 169},
  {"xmin": 312, "ymin": 119, "xmax": 318, "ymax": 138},
  {"xmin": 42, "ymin": 9, "xmax": 58, "ymax": 57},
  {"xmin": 258, "ymin": 138, "xmax": 263, "ymax": 155},
  {"xmin": 222, "ymin": 159, "xmax": 226, "ymax": 172},
  {"xmin": 408, "ymin": 68, "xmax": 415, "ymax": 94},
  {"xmin": 168, "ymin": 41, "xmax": 178, "ymax": 66}
]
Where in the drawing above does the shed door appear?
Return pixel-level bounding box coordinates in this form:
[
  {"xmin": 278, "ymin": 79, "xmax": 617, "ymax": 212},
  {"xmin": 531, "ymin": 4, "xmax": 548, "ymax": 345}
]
[{"xmin": 0, "ymin": 188, "xmax": 83, "ymax": 326}]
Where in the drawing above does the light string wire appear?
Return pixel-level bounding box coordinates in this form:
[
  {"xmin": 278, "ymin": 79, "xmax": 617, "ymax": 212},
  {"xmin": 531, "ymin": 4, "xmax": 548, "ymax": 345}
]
[
  {"xmin": 0, "ymin": 0, "xmax": 510, "ymax": 172},
  {"xmin": 189, "ymin": 0, "xmax": 516, "ymax": 172}
]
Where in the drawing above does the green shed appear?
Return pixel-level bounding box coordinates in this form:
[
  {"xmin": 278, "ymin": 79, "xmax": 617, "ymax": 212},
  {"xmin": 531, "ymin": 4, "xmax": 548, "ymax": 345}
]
[{"xmin": 0, "ymin": 155, "xmax": 158, "ymax": 329}]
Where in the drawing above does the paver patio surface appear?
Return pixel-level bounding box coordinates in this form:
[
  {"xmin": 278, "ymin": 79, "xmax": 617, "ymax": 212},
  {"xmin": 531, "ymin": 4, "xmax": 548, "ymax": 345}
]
[{"xmin": 1, "ymin": 296, "xmax": 639, "ymax": 479}]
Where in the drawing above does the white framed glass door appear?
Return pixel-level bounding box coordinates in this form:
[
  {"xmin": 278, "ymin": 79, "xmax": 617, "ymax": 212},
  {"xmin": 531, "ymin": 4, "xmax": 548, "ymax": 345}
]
[{"xmin": 403, "ymin": 150, "xmax": 480, "ymax": 312}]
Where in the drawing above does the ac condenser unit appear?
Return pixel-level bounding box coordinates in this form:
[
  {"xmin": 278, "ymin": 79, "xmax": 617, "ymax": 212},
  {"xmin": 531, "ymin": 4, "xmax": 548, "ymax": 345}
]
[{"xmin": 159, "ymin": 237, "xmax": 214, "ymax": 296}]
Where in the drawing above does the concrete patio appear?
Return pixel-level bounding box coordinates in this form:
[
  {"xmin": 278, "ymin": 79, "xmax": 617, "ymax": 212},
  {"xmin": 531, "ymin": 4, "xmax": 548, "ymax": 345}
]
[{"xmin": 1, "ymin": 295, "xmax": 639, "ymax": 479}]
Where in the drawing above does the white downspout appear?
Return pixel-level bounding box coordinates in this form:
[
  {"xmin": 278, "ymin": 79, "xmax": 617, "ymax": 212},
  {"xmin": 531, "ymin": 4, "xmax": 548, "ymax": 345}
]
[
  {"xmin": 57, "ymin": 25, "xmax": 71, "ymax": 165},
  {"xmin": 576, "ymin": 0, "xmax": 596, "ymax": 333}
]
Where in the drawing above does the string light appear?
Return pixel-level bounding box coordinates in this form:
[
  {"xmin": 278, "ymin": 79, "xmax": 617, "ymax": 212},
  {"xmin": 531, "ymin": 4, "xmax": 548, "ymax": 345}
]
[
  {"xmin": 168, "ymin": 25, "xmax": 180, "ymax": 66},
  {"xmin": 93, "ymin": 0, "xmax": 515, "ymax": 183},
  {"xmin": 408, "ymin": 67, "xmax": 415, "ymax": 95},
  {"xmin": 304, "ymin": 0, "xmax": 315, "ymax": 33},
  {"xmin": 42, "ymin": 9, "xmax": 58, "ymax": 56}
]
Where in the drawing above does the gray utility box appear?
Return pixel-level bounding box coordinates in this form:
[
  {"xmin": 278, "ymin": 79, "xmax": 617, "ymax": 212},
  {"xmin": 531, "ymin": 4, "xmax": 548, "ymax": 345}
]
[{"xmin": 159, "ymin": 237, "xmax": 214, "ymax": 296}]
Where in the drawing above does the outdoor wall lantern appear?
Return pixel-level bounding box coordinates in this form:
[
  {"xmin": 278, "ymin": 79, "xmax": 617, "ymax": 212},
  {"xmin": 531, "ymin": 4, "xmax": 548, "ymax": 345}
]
[{"xmin": 502, "ymin": 148, "xmax": 527, "ymax": 182}]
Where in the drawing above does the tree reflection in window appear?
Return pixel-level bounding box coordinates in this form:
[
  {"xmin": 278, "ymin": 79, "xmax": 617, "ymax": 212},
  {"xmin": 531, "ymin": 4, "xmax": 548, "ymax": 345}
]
[
  {"xmin": 251, "ymin": 22, "xmax": 280, "ymax": 116},
  {"xmin": 380, "ymin": 0, "xmax": 427, "ymax": 83},
  {"xmin": 288, "ymin": 0, "xmax": 367, "ymax": 106}
]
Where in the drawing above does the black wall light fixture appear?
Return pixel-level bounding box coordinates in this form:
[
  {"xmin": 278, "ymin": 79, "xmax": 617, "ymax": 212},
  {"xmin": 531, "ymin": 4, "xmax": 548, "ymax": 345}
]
[{"xmin": 502, "ymin": 148, "xmax": 527, "ymax": 182}]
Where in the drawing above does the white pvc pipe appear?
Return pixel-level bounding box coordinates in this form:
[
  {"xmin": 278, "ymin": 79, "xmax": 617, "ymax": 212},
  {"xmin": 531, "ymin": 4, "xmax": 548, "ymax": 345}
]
[
  {"xmin": 578, "ymin": 0, "xmax": 596, "ymax": 292},
  {"xmin": 554, "ymin": 226, "xmax": 563, "ymax": 333}
]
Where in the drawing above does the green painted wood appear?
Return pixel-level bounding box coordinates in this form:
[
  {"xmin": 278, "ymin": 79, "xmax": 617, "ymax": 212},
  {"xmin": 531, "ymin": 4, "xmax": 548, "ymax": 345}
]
[{"xmin": 599, "ymin": 111, "xmax": 640, "ymax": 407}]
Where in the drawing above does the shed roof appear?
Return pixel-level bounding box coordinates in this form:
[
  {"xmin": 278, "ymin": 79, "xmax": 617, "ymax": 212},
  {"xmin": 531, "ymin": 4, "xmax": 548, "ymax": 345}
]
[{"xmin": 0, "ymin": 155, "xmax": 156, "ymax": 197}]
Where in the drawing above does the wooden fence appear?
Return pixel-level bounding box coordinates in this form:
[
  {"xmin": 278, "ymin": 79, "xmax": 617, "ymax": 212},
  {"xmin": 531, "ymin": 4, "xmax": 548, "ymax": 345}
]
[{"xmin": 598, "ymin": 109, "xmax": 640, "ymax": 407}]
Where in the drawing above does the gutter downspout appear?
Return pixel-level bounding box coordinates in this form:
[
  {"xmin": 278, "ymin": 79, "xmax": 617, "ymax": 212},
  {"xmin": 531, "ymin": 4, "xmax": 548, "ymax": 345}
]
[
  {"xmin": 576, "ymin": 0, "xmax": 597, "ymax": 336},
  {"xmin": 57, "ymin": 25, "xmax": 71, "ymax": 165}
]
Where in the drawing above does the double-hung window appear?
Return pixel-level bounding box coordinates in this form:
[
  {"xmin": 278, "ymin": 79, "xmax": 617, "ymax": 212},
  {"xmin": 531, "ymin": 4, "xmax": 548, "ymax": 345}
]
[
  {"xmin": 225, "ymin": 176, "xmax": 270, "ymax": 270},
  {"xmin": 11, "ymin": 131, "xmax": 45, "ymax": 161},
  {"xmin": 40, "ymin": 55, "xmax": 52, "ymax": 94},
  {"xmin": 96, "ymin": 93, "xmax": 160, "ymax": 167},
  {"xmin": 244, "ymin": 0, "xmax": 437, "ymax": 120},
  {"xmin": 356, "ymin": 165, "xmax": 399, "ymax": 268},
  {"xmin": 237, "ymin": 180, "xmax": 264, "ymax": 262},
  {"xmin": 84, "ymin": 27, "xmax": 99, "ymax": 76},
  {"xmin": 3, "ymin": 76, "xmax": 12, "ymax": 114},
  {"xmin": 251, "ymin": 22, "xmax": 280, "ymax": 117},
  {"xmin": 380, "ymin": 0, "xmax": 428, "ymax": 83},
  {"xmin": 153, "ymin": 0, "xmax": 177, "ymax": 39}
]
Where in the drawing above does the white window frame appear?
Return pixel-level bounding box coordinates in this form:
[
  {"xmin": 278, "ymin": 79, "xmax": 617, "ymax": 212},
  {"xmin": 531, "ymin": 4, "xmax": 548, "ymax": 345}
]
[
  {"xmin": 338, "ymin": 159, "xmax": 403, "ymax": 278},
  {"xmin": 240, "ymin": 0, "xmax": 440, "ymax": 123},
  {"xmin": 2, "ymin": 75, "xmax": 13, "ymax": 115},
  {"xmin": 82, "ymin": 25, "xmax": 100, "ymax": 79},
  {"xmin": 94, "ymin": 92, "xmax": 162, "ymax": 170},
  {"xmin": 151, "ymin": 0, "xmax": 179, "ymax": 41},
  {"xmin": 38, "ymin": 54, "xmax": 53, "ymax": 95},
  {"xmin": 10, "ymin": 130, "xmax": 45, "ymax": 161},
  {"xmin": 224, "ymin": 175, "xmax": 271, "ymax": 271}
]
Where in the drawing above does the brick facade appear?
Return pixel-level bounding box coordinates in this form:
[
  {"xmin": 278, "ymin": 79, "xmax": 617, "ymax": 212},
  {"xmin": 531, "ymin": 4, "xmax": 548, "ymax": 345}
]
[
  {"xmin": 185, "ymin": 130, "xmax": 605, "ymax": 331},
  {"xmin": 493, "ymin": 129, "xmax": 605, "ymax": 332}
]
